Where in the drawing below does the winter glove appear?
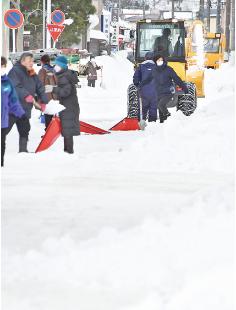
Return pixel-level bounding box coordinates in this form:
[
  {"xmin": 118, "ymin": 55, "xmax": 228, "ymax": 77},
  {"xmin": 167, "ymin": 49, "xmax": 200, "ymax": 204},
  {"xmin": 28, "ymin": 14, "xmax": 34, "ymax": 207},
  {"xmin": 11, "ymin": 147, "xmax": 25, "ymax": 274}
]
[
  {"xmin": 45, "ymin": 85, "xmax": 54, "ymax": 93},
  {"xmin": 25, "ymin": 95, "xmax": 34, "ymax": 103}
]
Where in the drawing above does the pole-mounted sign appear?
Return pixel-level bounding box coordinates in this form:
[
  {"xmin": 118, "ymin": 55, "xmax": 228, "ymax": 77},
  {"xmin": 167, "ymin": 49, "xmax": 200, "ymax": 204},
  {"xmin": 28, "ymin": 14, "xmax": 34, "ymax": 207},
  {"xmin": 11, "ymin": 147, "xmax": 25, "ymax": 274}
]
[
  {"xmin": 47, "ymin": 24, "xmax": 65, "ymax": 42},
  {"xmin": 51, "ymin": 10, "xmax": 65, "ymax": 25},
  {"xmin": 4, "ymin": 9, "xmax": 24, "ymax": 29}
]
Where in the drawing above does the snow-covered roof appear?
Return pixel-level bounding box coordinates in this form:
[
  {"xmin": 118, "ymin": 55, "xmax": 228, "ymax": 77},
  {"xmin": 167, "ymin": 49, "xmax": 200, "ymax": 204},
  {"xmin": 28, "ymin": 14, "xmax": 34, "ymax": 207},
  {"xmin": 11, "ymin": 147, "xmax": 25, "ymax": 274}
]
[
  {"xmin": 90, "ymin": 30, "xmax": 108, "ymax": 42},
  {"xmin": 119, "ymin": 18, "xmax": 136, "ymax": 30}
]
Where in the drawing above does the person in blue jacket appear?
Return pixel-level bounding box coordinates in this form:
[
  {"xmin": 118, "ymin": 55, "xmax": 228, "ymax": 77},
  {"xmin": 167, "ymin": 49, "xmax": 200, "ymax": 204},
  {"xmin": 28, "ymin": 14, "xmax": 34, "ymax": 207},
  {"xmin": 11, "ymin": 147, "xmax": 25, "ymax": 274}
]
[
  {"xmin": 133, "ymin": 51, "xmax": 158, "ymax": 122},
  {"xmin": 153, "ymin": 54, "xmax": 188, "ymax": 123},
  {"xmin": 1, "ymin": 56, "xmax": 25, "ymax": 167}
]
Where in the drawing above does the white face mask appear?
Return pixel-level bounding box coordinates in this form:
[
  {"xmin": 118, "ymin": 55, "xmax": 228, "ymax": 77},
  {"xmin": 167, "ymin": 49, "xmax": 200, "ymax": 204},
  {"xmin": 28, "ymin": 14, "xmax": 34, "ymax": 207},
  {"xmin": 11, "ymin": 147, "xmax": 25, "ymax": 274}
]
[
  {"xmin": 156, "ymin": 61, "xmax": 164, "ymax": 66},
  {"xmin": 54, "ymin": 65, "xmax": 62, "ymax": 73},
  {"xmin": 1, "ymin": 67, "xmax": 7, "ymax": 76}
]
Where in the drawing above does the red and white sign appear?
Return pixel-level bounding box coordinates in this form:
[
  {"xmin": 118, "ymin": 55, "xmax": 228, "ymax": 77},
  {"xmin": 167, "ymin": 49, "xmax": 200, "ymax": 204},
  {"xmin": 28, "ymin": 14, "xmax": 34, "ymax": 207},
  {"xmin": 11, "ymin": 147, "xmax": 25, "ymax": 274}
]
[
  {"xmin": 47, "ymin": 24, "xmax": 65, "ymax": 42},
  {"xmin": 51, "ymin": 10, "xmax": 65, "ymax": 25},
  {"xmin": 4, "ymin": 9, "xmax": 24, "ymax": 29}
]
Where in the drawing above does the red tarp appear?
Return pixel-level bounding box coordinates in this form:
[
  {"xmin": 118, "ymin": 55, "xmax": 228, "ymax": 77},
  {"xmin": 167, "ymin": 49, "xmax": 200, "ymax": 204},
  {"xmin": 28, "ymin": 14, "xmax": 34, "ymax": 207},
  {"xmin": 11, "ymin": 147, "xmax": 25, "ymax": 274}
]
[
  {"xmin": 80, "ymin": 121, "xmax": 110, "ymax": 134},
  {"xmin": 35, "ymin": 116, "xmax": 61, "ymax": 153},
  {"xmin": 109, "ymin": 117, "xmax": 140, "ymax": 131}
]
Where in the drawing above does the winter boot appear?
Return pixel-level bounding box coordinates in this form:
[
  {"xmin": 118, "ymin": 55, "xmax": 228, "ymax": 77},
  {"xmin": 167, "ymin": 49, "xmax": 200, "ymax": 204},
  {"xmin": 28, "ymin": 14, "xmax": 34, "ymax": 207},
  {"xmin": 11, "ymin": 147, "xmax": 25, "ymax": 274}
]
[
  {"xmin": 159, "ymin": 110, "xmax": 165, "ymax": 123},
  {"xmin": 64, "ymin": 137, "xmax": 74, "ymax": 154},
  {"xmin": 19, "ymin": 137, "xmax": 28, "ymax": 153}
]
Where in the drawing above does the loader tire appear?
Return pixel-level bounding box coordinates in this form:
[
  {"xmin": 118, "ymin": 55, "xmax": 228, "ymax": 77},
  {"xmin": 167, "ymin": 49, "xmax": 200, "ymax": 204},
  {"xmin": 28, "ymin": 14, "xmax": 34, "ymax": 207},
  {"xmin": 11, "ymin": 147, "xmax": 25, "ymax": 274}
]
[
  {"xmin": 177, "ymin": 82, "xmax": 197, "ymax": 116},
  {"xmin": 127, "ymin": 84, "xmax": 139, "ymax": 118}
]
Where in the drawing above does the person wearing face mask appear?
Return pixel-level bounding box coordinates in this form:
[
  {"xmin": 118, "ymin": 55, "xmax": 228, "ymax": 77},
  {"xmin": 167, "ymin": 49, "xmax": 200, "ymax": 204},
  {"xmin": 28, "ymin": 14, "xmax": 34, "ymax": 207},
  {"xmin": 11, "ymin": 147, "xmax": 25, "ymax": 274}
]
[
  {"xmin": 153, "ymin": 54, "xmax": 188, "ymax": 123},
  {"xmin": 7, "ymin": 52, "xmax": 49, "ymax": 152},
  {"xmin": 44, "ymin": 55, "xmax": 80, "ymax": 154},
  {"xmin": 1, "ymin": 56, "xmax": 25, "ymax": 166},
  {"xmin": 85, "ymin": 55, "xmax": 101, "ymax": 87},
  {"xmin": 133, "ymin": 51, "xmax": 158, "ymax": 122}
]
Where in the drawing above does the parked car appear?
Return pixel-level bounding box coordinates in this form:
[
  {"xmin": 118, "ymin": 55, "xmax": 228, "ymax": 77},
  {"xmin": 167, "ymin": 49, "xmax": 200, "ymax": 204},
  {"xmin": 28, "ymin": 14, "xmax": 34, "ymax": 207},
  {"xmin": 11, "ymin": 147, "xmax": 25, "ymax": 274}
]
[{"xmin": 9, "ymin": 49, "xmax": 61, "ymax": 65}]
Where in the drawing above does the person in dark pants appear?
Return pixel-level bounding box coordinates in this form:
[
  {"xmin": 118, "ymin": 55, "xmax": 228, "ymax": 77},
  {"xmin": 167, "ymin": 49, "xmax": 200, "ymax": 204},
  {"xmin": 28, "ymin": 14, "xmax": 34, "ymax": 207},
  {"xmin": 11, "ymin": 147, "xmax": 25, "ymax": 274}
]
[
  {"xmin": 133, "ymin": 51, "xmax": 158, "ymax": 122},
  {"xmin": 45, "ymin": 56, "xmax": 80, "ymax": 154},
  {"xmin": 85, "ymin": 55, "xmax": 101, "ymax": 87},
  {"xmin": 1, "ymin": 56, "xmax": 25, "ymax": 167},
  {"xmin": 153, "ymin": 54, "xmax": 188, "ymax": 123},
  {"xmin": 38, "ymin": 54, "xmax": 57, "ymax": 130},
  {"xmin": 8, "ymin": 52, "xmax": 49, "ymax": 152}
]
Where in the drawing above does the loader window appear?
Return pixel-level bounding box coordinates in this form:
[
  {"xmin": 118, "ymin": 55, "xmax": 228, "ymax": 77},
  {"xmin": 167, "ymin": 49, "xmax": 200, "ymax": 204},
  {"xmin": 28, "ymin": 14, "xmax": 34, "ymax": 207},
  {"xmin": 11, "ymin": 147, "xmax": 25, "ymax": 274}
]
[
  {"xmin": 137, "ymin": 23, "xmax": 185, "ymax": 61},
  {"xmin": 204, "ymin": 38, "xmax": 220, "ymax": 53}
]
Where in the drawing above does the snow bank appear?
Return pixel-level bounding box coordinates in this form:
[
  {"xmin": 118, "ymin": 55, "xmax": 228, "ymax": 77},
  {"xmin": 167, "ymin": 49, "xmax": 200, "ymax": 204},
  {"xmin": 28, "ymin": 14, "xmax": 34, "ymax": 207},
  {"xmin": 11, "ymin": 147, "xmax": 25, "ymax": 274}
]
[
  {"xmin": 2, "ymin": 185, "xmax": 234, "ymax": 310},
  {"xmin": 2, "ymin": 52, "xmax": 234, "ymax": 310},
  {"xmin": 78, "ymin": 51, "xmax": 134, "ymax": 121}
]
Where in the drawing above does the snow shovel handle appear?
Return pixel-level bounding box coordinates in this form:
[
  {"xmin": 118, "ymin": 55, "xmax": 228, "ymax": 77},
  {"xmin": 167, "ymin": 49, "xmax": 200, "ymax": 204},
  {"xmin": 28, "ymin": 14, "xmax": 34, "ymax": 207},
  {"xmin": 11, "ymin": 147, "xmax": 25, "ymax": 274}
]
[{"xmin": 137, "ymin": 87, "xmax": 143, "ymax": 121}]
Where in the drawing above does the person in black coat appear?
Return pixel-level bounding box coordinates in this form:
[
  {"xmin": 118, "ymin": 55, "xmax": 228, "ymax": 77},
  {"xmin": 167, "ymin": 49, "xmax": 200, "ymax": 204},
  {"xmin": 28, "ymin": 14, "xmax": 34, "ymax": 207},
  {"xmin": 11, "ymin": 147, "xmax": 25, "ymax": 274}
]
[
  {"xmin": 153, "ymin": 54, "xmax": 188, "ymax": 123},
  {"xmin": 45, "ymin": 56, "xmax": 80, "ymax": 154},
  {"xmin": 8, "ymin": 52, "xmax": 49, "ymax": 152},
  {"xmin": 85, "ymin": 55, "xmax": 102, "ymax": 87}
]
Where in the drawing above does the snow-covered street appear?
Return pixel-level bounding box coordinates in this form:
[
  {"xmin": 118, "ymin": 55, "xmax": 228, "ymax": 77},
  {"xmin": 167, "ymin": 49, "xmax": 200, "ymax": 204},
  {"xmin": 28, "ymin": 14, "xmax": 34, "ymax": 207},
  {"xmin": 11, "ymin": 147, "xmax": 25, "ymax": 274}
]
[{"xmin": 1, "ymin": 52, "xmax": 235, "ymax": 310}]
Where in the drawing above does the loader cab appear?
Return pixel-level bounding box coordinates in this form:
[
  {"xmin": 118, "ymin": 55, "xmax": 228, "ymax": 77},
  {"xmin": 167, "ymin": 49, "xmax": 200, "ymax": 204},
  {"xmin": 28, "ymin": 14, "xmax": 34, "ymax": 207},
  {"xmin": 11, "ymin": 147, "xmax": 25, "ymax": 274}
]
[
  {"xmin": 135, "ymin": 20, "xmax": 186, "ymax": 62},
  {"xmin": 204, "ymin": 33, "xmax": 225, "ymax": 69},
  {"xmin": 135, "ymin": 19, "xmax": 186, "ymax": 80}
]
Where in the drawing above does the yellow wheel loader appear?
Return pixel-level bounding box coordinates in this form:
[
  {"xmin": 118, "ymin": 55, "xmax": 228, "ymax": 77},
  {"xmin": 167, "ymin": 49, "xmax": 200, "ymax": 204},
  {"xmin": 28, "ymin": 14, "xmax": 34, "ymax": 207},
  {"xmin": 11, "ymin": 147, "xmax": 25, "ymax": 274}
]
[
  {"xmin": 127, "ymin": 18, "xmax": 205, "ymax": 120},
  {"xmin": 204, "ymin": 32, "xmax": 226, "ymax": 69}
]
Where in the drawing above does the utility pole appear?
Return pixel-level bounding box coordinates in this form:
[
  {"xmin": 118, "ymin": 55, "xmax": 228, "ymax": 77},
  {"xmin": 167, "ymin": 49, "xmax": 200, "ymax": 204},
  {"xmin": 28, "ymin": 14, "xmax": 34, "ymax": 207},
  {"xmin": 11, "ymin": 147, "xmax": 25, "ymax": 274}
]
[
  {"xmin": 216, "ymin": 0, "xmax": 221, "ymax": 32},
  {"xmin": 199, "ymin": 0, "xmax": 205, "ymax": 21},
  {"xmin": 172, "ymin": 0, "xmax": 175, "ymax": 18},
  {"xmin": 43, "ymin": 0, "xmax": 46, "ymax": 49},
  {"xmin": 46, "ymin": 0, "xmax": 51, "ymax": 49},
  {"xmin": 225, "ymin": 0, "xmax": 231, "ymax": 52},
  {"xmin": 143, "ymin": 0, "xmax": 146, "ymax": 19},
  {"xmin": 11, "ymin": 0, "xmax": 24, "ymax": 52},
  {"xmin": 2, "ymin": 0, "xmax": 10, "ymax": 57},
  {"xmin": 207, "ymin": 0, "xmax": 211, "ymax": 31},
  {"xmin": 118, "ymin": 0, "xmax": 120, "ymax": 19},
  {"xmin": 231, "ymin": 0, "xmax": 235, "ymax": 50}
]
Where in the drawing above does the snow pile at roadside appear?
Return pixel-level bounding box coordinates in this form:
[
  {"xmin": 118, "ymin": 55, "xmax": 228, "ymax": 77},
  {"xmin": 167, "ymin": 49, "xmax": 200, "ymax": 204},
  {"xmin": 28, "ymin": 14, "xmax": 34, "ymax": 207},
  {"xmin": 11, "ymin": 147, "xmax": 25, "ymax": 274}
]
[
  {"xmin": 3, "ymin": 185, "xmax": 234, "ymax": 310},
  {"xmin": 78, "ymin": 51, "xmax": 134, "ymax": 121},
  {"xmin": 2, "ymin": 53, "xmax": 234, "ymax": 310}
]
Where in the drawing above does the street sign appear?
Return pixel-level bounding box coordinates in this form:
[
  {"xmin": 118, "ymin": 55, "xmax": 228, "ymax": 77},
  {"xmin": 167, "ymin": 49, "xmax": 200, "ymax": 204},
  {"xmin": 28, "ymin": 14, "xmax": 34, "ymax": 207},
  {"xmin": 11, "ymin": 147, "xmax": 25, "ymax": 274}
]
[
  {"xmin": 111, "ymin": 23, "xmax": 119, "ymax": 46},
  {"xmin": 47, "ymin": 24, "xmax": 65, "ymax": 42},
  {"xmin": 111, "ymin": 8, "xmax": 119, "ymax": 23},
  {"xmin": 4, "ymin": 9, "xmax": 24, "ymax": 29},
  {"xmin": 101, "ymin": 11, "xmax": 111, "ymax": 41},
  {"xmin": 51, "ymin": 10, "xmax": 65, "ymax": 25}
]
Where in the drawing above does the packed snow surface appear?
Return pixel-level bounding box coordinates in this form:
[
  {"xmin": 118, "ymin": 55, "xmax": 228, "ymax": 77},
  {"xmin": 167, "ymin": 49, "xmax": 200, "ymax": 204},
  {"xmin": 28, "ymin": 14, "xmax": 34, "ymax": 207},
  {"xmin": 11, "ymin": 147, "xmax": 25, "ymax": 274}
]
[{"xmin": 1, "ymin": 51, "xmax": 234, "ymax": 310}]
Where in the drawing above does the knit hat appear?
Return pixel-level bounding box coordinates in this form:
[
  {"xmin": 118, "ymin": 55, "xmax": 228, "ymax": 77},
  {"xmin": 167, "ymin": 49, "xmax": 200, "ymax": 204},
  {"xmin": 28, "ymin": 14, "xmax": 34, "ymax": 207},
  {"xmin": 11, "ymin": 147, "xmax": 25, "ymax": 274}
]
[
  {"xmin": 145, "ymin": 51, "xmax": 154, "ymax": 60},
  {"xmin": 55, "ymin": 55, "xmax": 68, "ymax": 69}
]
